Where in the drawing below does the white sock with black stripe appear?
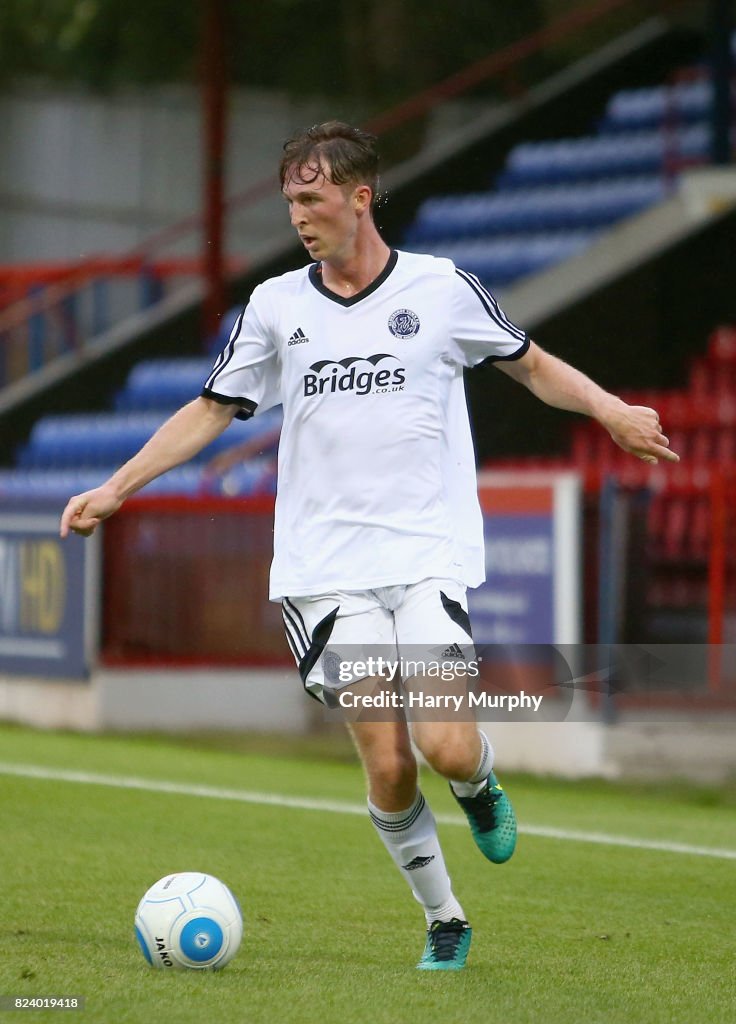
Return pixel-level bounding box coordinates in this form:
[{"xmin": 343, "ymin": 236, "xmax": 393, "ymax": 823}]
[
  {"xmin": 449, "ymin": 730, "xmax": 494, "ymax": 798},
  {"xmin": 368, "ymin": 791, "xmax": 465, "ymax": 925}
]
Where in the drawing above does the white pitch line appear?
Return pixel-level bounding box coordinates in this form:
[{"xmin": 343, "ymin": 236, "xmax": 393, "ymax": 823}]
[{"xmin": 2, "ymin": 761, "xmax": 735, "ymax": 862}]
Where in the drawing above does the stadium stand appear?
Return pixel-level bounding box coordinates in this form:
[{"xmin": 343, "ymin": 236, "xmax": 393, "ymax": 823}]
[
  {"xmin": 600, "ymin": 78, "xmax": 720, "ymax": 131},
  {"xmin": 15, "ymin": 408, "xmax": 282, "ymax": 471},
  {"xmin": 1, "ymin": 334, "xmax": 281, "ymax": 499},
  {"xmin": 407, "ymin": 180, "xmax": 670, "ymax": 239},
  {"xmin": 484, "ymin": 324, "xmax": 736, "ymax": 632},
  {"xmin": 1, "ymin": 32, "xmax": 733, "ymax": 510},
  {"xmin": 403, "ymin": 41, "xmax": 735, "ymax": 290}
]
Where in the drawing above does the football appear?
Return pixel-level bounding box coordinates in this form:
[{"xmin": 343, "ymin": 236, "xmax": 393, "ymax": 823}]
[{"xmin": 134, "ymin": 872, "xmax": 243, "ymax": 970}]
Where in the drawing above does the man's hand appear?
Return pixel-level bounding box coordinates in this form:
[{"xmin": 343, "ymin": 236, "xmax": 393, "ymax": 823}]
[
  {"xmin": 59, "ymin": 399, "xmax": 239, "ymax": 539},
  {"xmin": 60, "ymin": 484, "xmax": 124, "ymax": 538},
  {"xmin": 498, "ymin": 345, "xmax": 680, "ymax": 465},
  {"xmin": 600, "ymin": 400, "xmax": 680, "ymax": 465}
]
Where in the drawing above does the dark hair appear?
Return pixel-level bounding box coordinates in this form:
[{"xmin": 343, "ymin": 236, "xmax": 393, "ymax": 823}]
[{"xmin": 279, "ymin": 121, "xmax": 380, "ymax": 210}]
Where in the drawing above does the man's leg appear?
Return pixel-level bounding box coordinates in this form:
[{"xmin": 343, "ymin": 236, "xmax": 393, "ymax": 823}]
[
  {"xmin": 281, "ymin": 588, "xmax": 472, "ymax": 968},
  {"xmin": 411, "ymin": 713, "xmax": 517, "ymax": 865},
  {"xmin": 393, "ymin": 579, "xmax": 517, "ymax": 865},
  {"xmin": 347, "ymin": 709, "xmax": 472, "ymax": 970},
  {"xmin": 410, "ymin": 716, "xmax": 483, "ymax": 782}
]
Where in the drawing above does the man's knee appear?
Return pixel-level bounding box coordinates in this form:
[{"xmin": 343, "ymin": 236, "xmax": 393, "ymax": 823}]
[
  {"xmin": 414, "ymin": 726, "xmax": 479, "ymax": 780},
  {"xmin": 348, "ymin": 720, "xmax": 418, "ymax": 807},
  {"xmin": 367, "ymin": 747, "xmax": 417, "ymax": 794}
]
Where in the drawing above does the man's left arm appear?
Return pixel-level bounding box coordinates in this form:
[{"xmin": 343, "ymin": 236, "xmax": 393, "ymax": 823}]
[{"xmin": 496, "ymin": 340, "xmax": 680, "ymax": 465}]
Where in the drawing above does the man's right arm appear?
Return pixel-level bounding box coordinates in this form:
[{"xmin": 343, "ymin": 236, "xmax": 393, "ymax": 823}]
[{"xmin": 59, "ymin": 396, "xmax": 238, "ymax": 537}]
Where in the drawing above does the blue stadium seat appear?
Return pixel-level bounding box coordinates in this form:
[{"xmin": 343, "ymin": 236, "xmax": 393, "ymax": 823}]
[
  {"xmin": 405, "ymin": 178, "xmax": 669, "ymax": 243},
  {"xmin": 0, "ymin": 459, "xmax": 280, "ymax": 501},
  {"xmin": 599, "ymin": 81, "xmax": 718, "ymax": 132},
  {"xmin": 0, "ymin": 466, "xmax": 200, "ymax": 499},
  {"xmin": 17, "ymin": 407, "xmax": 283, "ymax": 470},
  {"xmin": 18, "ymin": 413, "xmax": 170, "ymax": 468},
  {"xmin": 115, "ymin": 358, "xmax": 214, "ymax": 411},
  {"xmin": 417, "ymin": 231, "xmax": 598, "ymax": 287},
  {"xmin": 496, "ymin": 125, "xmax": 711, "ymax": 187},
  {"xmin": 597, "ymin": 74, "xmax": 736, "ymax": 132},
  {"xmin": 0, "ymin": 469, "xmax": 111, "ymax": 500}
]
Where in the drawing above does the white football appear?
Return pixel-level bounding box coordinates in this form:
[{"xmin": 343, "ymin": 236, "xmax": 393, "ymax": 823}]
[{"xmin": 134, "ymin": 872, "xmax": 243, "ymax": 970}]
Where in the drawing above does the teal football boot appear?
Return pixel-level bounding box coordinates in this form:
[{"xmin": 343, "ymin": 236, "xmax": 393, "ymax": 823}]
[
  {"xmin": 417, "ymin": 919, "xmax": 472, "ymax": 971},
  {"xmin": 452, "ymin": 771, "xmax": 517, "ymax": 864}
]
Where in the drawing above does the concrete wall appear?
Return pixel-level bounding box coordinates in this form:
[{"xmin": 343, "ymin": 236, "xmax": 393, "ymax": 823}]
[
  {"xmin": 0, "ymin": 82, "xmax": 363, "ymax": 263},
  {"xmin": 1, "ymin": 668, "xmax": 734, "ymax": 782},
  {"xmin": 0, "ymin": 667, "xmax": 318, "ymax": 735}
]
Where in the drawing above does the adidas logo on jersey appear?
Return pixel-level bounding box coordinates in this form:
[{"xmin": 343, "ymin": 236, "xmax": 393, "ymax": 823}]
[
  {"xmin": 303, "ymin": 354, "xmax": 406, "ymax": 398},
  {"xmin": 288, "ymin": 327, "xmax": 310, "ymax": 345},
  {"xmin": 441, "ymin": 643, "xmax": 465, "ymax": 660}
]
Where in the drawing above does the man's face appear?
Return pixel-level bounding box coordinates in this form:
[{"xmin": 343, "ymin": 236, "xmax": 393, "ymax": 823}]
[{"xmin": 282, "ymin": 161, "xmax": 365, "ymax": 263}]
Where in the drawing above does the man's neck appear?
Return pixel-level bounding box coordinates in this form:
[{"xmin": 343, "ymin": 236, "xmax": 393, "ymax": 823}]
[{"xmin": 319, "ymin": 236, "xmax": 392, "ymax": 299}]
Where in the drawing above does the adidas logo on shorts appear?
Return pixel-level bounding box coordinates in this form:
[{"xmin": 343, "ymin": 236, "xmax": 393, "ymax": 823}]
[{"xmin": 441, "ymin": 643, "xmax": 465, "ymax": 660}]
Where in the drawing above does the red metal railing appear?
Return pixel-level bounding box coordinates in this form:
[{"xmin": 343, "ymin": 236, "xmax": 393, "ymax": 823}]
[
  {"xmin": 707, "ymin": 465, "xmax": 736, "ymax": 693},
  {"xmin": 708, "ymin": 467, "xmax": 736, "ymax": 646},
  {"xmin": 0, "ymin": 255, "xmax": 248, "ymax": 390},
  {"xmin": 365, "ymin": 0, "xmax": 667, "ymax": 137}
]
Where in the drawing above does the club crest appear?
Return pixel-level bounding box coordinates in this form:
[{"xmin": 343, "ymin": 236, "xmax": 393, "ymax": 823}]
[{"xmin": 388, "ymin": 309, "xmax": 420, "ymax": 339}]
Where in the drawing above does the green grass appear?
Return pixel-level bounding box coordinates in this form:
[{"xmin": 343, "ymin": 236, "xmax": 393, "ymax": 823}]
[{"xmin": 0, "ymin": 724, "xmax": 735, "ymax": 1024}]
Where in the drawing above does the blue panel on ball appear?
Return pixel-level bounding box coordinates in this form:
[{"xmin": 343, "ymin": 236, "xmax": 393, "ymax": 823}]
[
  {"xmin": 179, "ymin": 917, "xmax": 224, "ymax": 963},
  {"xmin": 135, "ymin": 925, "xmax": 153, "ymax": 964}
]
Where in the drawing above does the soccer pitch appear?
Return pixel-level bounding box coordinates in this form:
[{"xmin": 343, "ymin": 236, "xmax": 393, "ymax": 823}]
[{"xmin": 0, "ymin": 724, "xmax": 734, "ymax": 1024}]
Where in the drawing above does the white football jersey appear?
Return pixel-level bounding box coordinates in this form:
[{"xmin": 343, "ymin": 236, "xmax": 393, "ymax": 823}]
[{"xmin": 202, "ymin": 250, "xmax": 528, "ymax": 600}]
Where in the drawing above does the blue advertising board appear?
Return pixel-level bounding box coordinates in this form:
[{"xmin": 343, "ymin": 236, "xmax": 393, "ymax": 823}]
[
  {"xmin": 0, "ymin": 506, "xmax": 99, "ymax": 679},
  {"xmin": 468, "ymin": 472, "xmax": 581, "ymax": 645}
]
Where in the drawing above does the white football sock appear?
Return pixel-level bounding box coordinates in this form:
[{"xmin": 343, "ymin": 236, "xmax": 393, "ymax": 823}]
[
  {"xmin": 449, "ymin": 730, "xmax": 494, "ymax": 797},
  {"xmin": 368, "ymin": 791, "xmax": 465, "ymax": 925}
]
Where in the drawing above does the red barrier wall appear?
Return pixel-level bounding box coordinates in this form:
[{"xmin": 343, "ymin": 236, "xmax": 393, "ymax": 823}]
[{"xmin": 102, "ymin": 496, "xmax": 290, "ymax": 665}]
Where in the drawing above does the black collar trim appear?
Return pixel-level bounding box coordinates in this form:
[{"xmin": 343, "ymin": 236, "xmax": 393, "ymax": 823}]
[{"xmin": 308, "ymin": 249, "xmax": 398, "ymax": 307}]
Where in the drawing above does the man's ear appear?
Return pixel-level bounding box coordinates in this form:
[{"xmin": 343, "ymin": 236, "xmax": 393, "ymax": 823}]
[{"xmin": 353, "ymin": 184, "xmax": 373, "ymax": 213}]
